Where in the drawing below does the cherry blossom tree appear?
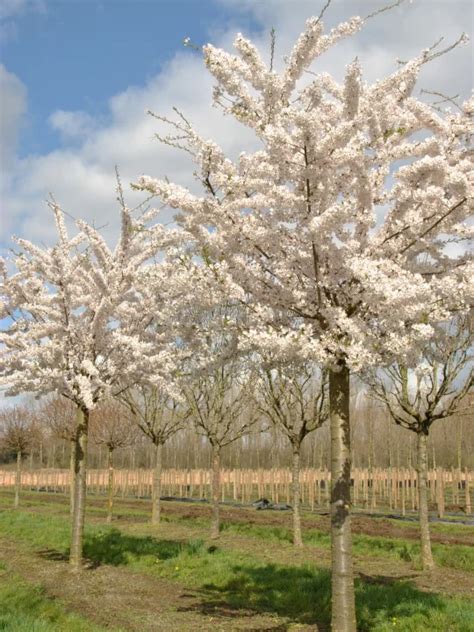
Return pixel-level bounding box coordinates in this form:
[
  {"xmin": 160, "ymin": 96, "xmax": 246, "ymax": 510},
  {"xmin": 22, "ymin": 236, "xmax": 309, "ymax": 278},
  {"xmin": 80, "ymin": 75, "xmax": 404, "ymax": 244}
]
[
  {"xmin": 133, "ymin": 4, "xmax": 472, "ymax": 628},
  {"xmin": 366, "ymin": 316, "xmax": 472, "ymax": 570},
  {"xmin": 256, "ymin": 360, "xmax": 328, "ymax": 546},
  {"xmin": 0, "ymin": 191, "xmax": 172, "ymax": 570}
]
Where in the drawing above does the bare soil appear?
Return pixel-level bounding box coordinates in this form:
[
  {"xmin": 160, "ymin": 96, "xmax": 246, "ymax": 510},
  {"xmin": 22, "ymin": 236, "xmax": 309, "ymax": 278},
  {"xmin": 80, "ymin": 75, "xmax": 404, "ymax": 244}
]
[{"xmin": 0, "ymin": 539, "xmax": 296, "ymax": 631}]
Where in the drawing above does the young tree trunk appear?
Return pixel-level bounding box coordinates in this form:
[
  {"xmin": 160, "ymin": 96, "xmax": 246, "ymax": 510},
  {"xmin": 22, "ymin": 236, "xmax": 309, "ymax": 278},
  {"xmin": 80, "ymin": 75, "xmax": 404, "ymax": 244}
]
[
  {"xmin": 151, "ymin": 442, "xmax": 163, "ymax": 525},
  {"xmin": 291, "ymin": 445, "xmax": 303, "ymax": 547},
  {"xmin": 69, "ymin": 438, "xmax": 76, "ymax": 516},
  {"xmin": 211, "ymin": 443, "xmax": 221, "ymax": 540},
  {"xmin": 106, "ymin": 446, "xmax": 114, "ymax": 523},
  {"xmin": 70, "ymin": 407, "xmax": 89, "ymax": 572},
  {"xmin": 14, "ymin": 450, "xmax": 21, "ymax": 509},
  {"xmin": 329, "ymin": 363, "xmax": 356, "ymax": 632},
  {"xmin": 417, "ymin": 431, "xmax": 435, "ymax": 570},
  {"xmin": 456, "ymin": 417, "xmax": 463, "ymax": 471}
]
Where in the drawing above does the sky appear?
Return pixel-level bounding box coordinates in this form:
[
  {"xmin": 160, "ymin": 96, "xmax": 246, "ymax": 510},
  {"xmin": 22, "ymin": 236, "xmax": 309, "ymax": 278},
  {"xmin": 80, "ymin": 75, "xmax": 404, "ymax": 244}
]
[{"xmin": 0, "ymin": 0, "xmax": 472, "ymax": 253}]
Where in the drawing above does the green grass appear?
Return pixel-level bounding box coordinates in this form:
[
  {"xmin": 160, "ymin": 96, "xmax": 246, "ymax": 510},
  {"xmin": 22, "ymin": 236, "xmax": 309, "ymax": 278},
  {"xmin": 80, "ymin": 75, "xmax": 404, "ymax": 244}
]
[
  {"xmin": 1, "ymin": 507, "xmax": 473, "ymax": 631},
  {"xmin": 2, "ymin": 491, "xmax": 473, "ymax": 574},
  {"xmin": 220, "ymin": 519, "xmax": 474, "ymax": 572},
  {"xmin": 0, "ymin": 570, "xmax": 111, "ymax": 632}
]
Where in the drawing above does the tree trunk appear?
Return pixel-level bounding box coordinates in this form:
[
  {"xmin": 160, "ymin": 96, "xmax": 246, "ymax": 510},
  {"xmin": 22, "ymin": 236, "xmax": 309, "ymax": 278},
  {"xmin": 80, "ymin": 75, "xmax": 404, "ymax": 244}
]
[
  {"xmin": 329, "ymin": 363, "xmax": 356, "ymax": 632},
  {"xmin": 291, "ymin": 445, "xmax": 303, "ymax": 546},
  {"xmin": 69, "ymin": 407, "xmax": 89, "ymax": 572},
  {"xmin": 211, "ymin": 443, "xmax": 221, "ymax": 540},
  {"xmin": 417, "ymin": 431, "xmax": 435, "ymax": 570},
  {"xmin": 14, "ymin": 451, "xmax": 21, "ymax": 509},
  {"xmin": 69, "ymin": 438, "xmax": 76, "ymax": 516},
  {"xmin": 151, "ymin": 442, "xmax": 163, "ymax": 525},
  {"xmin": 106, "ymin": 446, "xmax": 114, "ymax": 523},
  {"xmin": 456, "ymin": 417, "xmax": 463, "ymax": 471}
]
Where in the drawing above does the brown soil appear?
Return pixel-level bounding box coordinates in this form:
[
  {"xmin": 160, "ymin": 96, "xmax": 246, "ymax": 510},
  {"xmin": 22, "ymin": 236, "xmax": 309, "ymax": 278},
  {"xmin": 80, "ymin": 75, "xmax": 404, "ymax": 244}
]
[
  {"xmin": 0, "ymin": 539, "xmax": 298, "ymax": 631},
  {"xmin": 151, "ymin": 501, "xmax": 474, "ymax": 547}
]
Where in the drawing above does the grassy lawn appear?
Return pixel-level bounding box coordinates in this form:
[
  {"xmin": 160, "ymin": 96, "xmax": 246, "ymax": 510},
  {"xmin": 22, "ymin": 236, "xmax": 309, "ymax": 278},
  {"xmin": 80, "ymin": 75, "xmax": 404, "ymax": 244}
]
[
  {"xmin": 0, "ymin": 490, "xmax": 473, "ymax": 631},
  {"xmin": 0, "ymin": 562, "xmax": 112, "ymax": 632}
]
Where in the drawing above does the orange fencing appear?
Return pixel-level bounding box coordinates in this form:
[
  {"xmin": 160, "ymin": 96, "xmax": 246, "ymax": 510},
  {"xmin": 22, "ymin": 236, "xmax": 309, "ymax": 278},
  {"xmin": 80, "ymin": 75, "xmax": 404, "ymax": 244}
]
[{"xmin": 0, "ymin": 467, "xmax": 471, "ymax": 515}]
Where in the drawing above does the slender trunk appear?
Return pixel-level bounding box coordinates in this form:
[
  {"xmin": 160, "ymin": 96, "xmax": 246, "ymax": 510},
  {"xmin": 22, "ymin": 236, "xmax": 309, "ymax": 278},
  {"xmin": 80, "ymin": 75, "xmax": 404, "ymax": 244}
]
[
  {"xmin": 106, "ymin": 446, "xmax": 114, "ymax": 523},
  {"xmin": 211, "ymin": 443, "xmax": 221, "ymax": 540},
  {"xmin": 14, "ymin": 451, "xmax": 21, "ymax": 508},
  {"xmin": 417, "ymin": 431, "xmax": 434, "ymax": 570},
  {"xmin": 69, "ymin": 438, "xmax": 76, "ymax": 516},
  {"xmin": 69, "ymin": 407, "xmax": 89, "ymax": 572},
  {"xmin": 456, "ymin": 417, "xmax": 463, "ymax": 471},
  {"xmin": 368, "ymin": 410, "xmax": 375, "ymax": 512},
  {"xmin": 291, "ymin": 445, "xmax": 303, "ymax": 546},
  {"xmin": 329, "ymin": 364, "xmax": 356, "ymax": 632},
  {"xmin": 151, "ymin": 442, "xmax": 163, "ymax": 525}
]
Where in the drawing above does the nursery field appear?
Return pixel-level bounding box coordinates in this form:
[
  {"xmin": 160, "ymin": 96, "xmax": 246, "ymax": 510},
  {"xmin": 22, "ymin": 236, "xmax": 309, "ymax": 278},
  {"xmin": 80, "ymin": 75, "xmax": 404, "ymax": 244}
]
[{"xmin": 0, "ymin": 489, "xmax": 473, "ymax": 632}]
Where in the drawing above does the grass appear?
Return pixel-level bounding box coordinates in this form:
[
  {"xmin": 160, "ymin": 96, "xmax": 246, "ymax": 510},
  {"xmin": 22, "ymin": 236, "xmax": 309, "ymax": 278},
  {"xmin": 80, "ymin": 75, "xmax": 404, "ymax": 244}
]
[
  {"xmin": 0, "ymin": 568, "xmax": 111, "ymax": 632},
  {"xmin": 1, "ymin": 504, "xmax": 473, "ymax": 631},
  {"xmin": 220, "ymin": 519, "xmax": 474, "ymax": 572},
  {"xmin": 1, "ymin": 490, "xmax": 473, "ymax": 574},
  {"xmin": 1, "ymin": 491, "xmax": 473, "ymax": 573}
]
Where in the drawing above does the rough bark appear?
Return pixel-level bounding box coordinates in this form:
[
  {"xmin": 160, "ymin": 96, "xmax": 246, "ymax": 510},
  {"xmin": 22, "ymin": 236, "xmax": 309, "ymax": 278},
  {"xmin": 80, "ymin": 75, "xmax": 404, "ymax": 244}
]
[
  {"xmin": 69, "ymin": 407, "xmax": 89, "ymax": 571},
  {"xmin": 106, "ymin": 446, "xmax": 114, "ymax": 523},
  {"xmin": 417, "ymin": 431, "xmax": 435, "ymax": 570},
  {"xmin": 69, "ymin": 438, "xmax": 76, "ymax": 516},
  {"xmin": 211, "ymin": 443, "xmax": 221, "ymax": 540},
  {"xmin": 329, "ymin": 364, "xmax": 356, "ymax": 632},
  {"xmin": 14, "ymin": 451, "xmax": 21, "ymax": 509},
  {"xmin": 291, "ymin": 445, "xmax": 303, "ymax": 547},
  {"xmin": 151, "ymin": 442, "xmax": 163, "ymax": 525}
]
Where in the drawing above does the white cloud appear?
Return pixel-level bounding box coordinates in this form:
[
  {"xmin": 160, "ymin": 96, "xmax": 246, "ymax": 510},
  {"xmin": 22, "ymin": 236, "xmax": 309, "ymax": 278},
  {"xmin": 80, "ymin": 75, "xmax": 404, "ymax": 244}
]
[
  {"xmin": 0, "ymin": 64, "xmax": 26, "ymax": 163},
  {"xmin": 0, "ymin": 64, "xmax": 27, "ymax": 240},
  {"xmin": 1, "ymin": 0, "xmax": 472, "ymax": 249},
  {"xmin": 49, "ymin": 110, "xmax": 96, "ymax": 142}
]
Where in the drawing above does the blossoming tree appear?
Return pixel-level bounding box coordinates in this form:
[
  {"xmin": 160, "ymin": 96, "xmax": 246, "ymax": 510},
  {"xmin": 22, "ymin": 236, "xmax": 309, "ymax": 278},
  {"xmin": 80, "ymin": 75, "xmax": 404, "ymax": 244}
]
[
  {"xmin": 0, "ymin": 196, "xmax": 173, "ymax": 570},
  {"xmin": 133, "ymin": 5, "xmax": 472, "ymax": 628}
]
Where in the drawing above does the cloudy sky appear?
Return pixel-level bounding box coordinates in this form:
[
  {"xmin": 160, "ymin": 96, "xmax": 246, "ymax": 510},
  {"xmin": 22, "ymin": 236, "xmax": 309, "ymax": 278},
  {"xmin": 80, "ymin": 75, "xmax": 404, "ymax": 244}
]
[{"xmin": 1, "ymin": 0, "xmax": 472, "ymax": 253}]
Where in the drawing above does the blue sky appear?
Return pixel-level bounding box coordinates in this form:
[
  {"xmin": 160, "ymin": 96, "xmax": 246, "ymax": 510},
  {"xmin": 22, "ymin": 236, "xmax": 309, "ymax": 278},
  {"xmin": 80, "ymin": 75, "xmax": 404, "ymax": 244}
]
[
  {"xmin": 1, "ymin": 1, "xmax": 257, "ymax": 157},
  {"xmin": 1, "ymin": 0, "xmax": 472, "ymax": 252}
]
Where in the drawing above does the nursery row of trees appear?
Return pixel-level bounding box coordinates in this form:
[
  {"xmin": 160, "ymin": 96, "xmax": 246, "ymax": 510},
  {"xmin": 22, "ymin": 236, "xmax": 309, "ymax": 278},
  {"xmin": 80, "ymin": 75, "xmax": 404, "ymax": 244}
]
[
  {"xmin": 1, "ymin": 371, "xmax": 472, "ymax": 536},
  {"xmin": 1, "ymin": 1, "xmax": 472, "ymax": 630},
  {"xmin": 2, "ymin": 389, "xmax": 472, "ymax": 474}
]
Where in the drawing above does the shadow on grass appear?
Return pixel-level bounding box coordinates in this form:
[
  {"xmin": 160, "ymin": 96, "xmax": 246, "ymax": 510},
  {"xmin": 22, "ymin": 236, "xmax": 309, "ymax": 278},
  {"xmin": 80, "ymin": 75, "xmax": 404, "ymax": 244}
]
[
  {"xmin": 81, "ymin": 528, "xmax": 207, "ymax": 567},
  {"xmin": 35, "ymin": 526, "xmax": 449, "ymax": 629},
  {"xmin": 189, "ymin": 565, "xmax": 446, "ymax": 631}
]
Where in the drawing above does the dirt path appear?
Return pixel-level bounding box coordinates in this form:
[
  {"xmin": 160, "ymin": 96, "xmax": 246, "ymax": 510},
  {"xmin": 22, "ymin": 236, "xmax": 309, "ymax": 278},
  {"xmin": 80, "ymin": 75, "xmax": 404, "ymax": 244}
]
[{"xmin": 0, "ymin": 538, "xmax": 301, "ymax": 632}]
